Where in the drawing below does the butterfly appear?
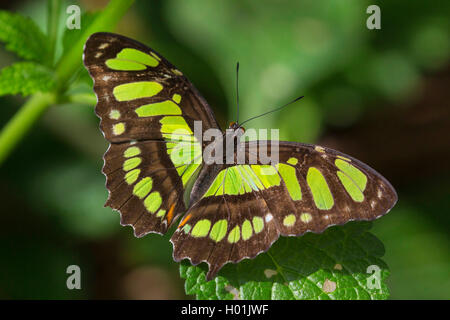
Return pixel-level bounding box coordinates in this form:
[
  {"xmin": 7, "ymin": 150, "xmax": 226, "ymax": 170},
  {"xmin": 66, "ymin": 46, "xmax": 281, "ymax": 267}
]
[{"xmin": 83, "ymin": 32, "xmax": 397, "ymax": 281}]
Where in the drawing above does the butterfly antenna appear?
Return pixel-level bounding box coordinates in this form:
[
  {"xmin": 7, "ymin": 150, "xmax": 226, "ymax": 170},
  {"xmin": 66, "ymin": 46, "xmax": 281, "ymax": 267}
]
[
  {"xmin": 239, "ymin": 95, "xmax": 304, "ymax": 127},
  {"xmin": 236, "ymin": 62, "xmax": 240, "ymax": 124}
]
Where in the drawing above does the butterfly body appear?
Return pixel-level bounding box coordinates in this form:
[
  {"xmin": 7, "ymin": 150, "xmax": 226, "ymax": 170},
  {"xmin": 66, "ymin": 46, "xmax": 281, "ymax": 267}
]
[
  {"xmin": 189, "ymin": 161, "xmax": 224, "ymax": 205},
  {"xmin": 83, "ymin": 32, "xmax": 397, "ymax": 280},
  {"xmin": 188, "ymin": 123, "xmax": 245, "ymax": 204}
]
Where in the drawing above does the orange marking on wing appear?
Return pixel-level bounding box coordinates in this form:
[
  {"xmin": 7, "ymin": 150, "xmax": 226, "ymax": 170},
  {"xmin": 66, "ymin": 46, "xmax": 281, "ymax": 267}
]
[
  {"xmin": 166, "ymin": 203, "xmax": 176, "ymax": 225},
  {"xmin": 178, "ymin": 213, "xmax": 192, "ymax": 228}
]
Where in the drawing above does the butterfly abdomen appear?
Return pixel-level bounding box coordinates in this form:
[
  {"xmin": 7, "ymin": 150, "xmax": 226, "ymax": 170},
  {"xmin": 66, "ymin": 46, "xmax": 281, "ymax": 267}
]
[{"xmin": 189, "ymin": 163, "xmax": 225, "ymax": 205}]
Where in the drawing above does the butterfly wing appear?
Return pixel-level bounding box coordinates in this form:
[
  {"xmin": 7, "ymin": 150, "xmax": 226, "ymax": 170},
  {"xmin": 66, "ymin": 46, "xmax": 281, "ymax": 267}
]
[
  {"xmin": 171, "ymin": 141, "xmax": 397, "ymax": 280},
  {"xmin": 83, "ymin": 32, "xmax": 219, "ymax": 236}
]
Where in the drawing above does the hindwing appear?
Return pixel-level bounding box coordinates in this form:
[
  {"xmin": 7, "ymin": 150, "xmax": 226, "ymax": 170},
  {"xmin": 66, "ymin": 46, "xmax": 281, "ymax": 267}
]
[{"xmin": 171, "ymin": 141, "xmax": 397, "ymax": 280}]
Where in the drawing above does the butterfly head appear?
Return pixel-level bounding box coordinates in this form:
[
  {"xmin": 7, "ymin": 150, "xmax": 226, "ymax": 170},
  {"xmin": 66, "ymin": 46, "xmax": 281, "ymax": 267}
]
[{"xmin": 229, "ymin": 121, "xmax": 245, "ymax": 132}]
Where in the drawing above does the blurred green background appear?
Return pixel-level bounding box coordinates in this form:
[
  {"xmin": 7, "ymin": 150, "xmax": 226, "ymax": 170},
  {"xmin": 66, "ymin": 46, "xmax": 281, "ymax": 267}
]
[{"xmin": 0, "ymin": 0, "xmax": 449, "ymax": 299}]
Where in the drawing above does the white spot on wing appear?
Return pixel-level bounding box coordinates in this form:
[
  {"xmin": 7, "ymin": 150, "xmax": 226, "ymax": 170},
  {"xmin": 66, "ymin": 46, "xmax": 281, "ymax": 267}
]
[
  {"xmin": 99, "ymin": 43, "xmax": 109, "ymax": 49},
  {"xmin": 265, "ymin": 213, "xmax": 273, "ymax": 223},
  {"xmin": 108, "ymin": 109, "xmax": 120, "ymax": 120},
  {"xmin": 315, "ymin": 146, "xmax": 325, "ymax": 153},
  {"xmin": 172, "ymin": 69, "xmax": 183, "ymax": 76}
]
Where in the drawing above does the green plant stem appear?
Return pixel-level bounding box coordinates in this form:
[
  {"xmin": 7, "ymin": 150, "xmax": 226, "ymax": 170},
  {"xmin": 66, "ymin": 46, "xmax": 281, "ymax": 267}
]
[
  {"xmin": 55, "ymin": 0, "xmax": 134, "ymax": 89},
  {"xmin": 47, "ymin": 0, "xmax": 61, "ymax": 67},
  {"xmin": 67, "ymin": 93, "xmax": 97, "ymax": 105},
  {"xmin": 0, "ymin": 92, "xmax": 56, "ymax": 164},
  {"xmin": 0, "ymin": 0, "xmax": 134, "ymax": 166}
]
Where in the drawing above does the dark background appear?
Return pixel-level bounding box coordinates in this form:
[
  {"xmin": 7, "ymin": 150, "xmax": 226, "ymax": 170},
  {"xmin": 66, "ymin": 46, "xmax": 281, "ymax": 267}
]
[{"xmin": 0, "ymin": 0, "xmax": 449, "ymax": 299}]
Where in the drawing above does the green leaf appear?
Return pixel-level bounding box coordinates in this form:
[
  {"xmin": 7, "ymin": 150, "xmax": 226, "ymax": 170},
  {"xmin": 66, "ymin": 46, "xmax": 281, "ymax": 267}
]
[
  {"xmin": 0, "ymin": 10, "xmax": 48, "ymax": 63},
  {"xmin": 180, "ymin": 222, "xmax": 389, "ymax": 300},
  {"xmin": 0, "ymin": 62, "xmax": 55, "ymax": 97}
]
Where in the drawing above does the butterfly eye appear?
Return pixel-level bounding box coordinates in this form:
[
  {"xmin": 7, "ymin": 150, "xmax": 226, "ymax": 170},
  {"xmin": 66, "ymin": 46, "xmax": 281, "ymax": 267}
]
[{"xmin": 229, "ymin": 121, "xmax": 236, "ymax": 128}]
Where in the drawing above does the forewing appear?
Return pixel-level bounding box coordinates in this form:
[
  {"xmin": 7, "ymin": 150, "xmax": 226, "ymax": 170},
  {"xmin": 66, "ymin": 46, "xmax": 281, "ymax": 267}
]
[
  {"xmin": 83, "ymin": 32, "xmax": 219, "ymax": 143},
  {"xmin": 83, "ymin": 32, "xmax": 218, "ymax": 235}
]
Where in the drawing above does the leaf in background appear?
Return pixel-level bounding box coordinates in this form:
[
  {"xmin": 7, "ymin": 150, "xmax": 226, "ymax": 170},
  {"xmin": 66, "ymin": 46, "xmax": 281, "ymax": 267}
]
[
  {"xmin": 180, "ymin": 222, "xmax": 389, "ymax": 300},
  {"xmin": 0, "ymin": 62, "xmax": 55, "ymax": 96},
  {"xmin": 0, "ymin": 10, "xmax": 48, "ymax": 63}
]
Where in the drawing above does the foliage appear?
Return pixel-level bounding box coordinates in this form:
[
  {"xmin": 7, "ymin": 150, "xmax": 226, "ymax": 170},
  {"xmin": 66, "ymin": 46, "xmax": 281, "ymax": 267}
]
[
  {"xmin": 0, "ymin": 0, "xmax": 134, "ymax": 165},
  {"xmin": 0, "ymin": 10, "xmax": 52, "ymax": 97},
  {"xmin": 181, "ymin": 222, "xmax": 389, "ymax": 300},
  {"xmin": 0, "ymin": 10, "xmax": 48, "ymax": 63},
  {"xmin": 0, "ymin": 62, "xmax": 55, "ymax": 96}
]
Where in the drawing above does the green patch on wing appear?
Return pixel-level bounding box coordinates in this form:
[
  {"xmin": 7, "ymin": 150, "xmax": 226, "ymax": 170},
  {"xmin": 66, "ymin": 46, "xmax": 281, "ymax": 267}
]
[
  {"xmin": 204, "ymin": 165, "xmax": 283, "ymax": 197},
  {"xmin": 180, "ymin": 222, "xmax": 389, "ymax": 300},
  {"xmin": 106, "ymin": 48, "xmax": 159, "ymax": 70},
  {"xmin": 166, "ymin": 139, "xmax": 201, "ymax": 187}
]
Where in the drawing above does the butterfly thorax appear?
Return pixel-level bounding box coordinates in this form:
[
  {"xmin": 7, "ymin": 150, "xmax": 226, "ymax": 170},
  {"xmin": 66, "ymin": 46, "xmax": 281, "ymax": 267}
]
[
  {"xmin": 189, "ymin": 124, "xmax": 245, "ymax": 205},
  {"xmin": 228, "ymin": 121, "xmax": 241, "ymax": 130},
  {"xmin": 224, "ymin": 124, "xmax": 245, "ymax": 163}
]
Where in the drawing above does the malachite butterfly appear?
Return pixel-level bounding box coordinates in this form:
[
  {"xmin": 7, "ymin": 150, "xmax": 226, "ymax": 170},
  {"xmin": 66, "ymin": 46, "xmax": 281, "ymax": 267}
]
[{"xmin": 83, "ymin": 32, "xmax": 397, "ymax": 281}]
